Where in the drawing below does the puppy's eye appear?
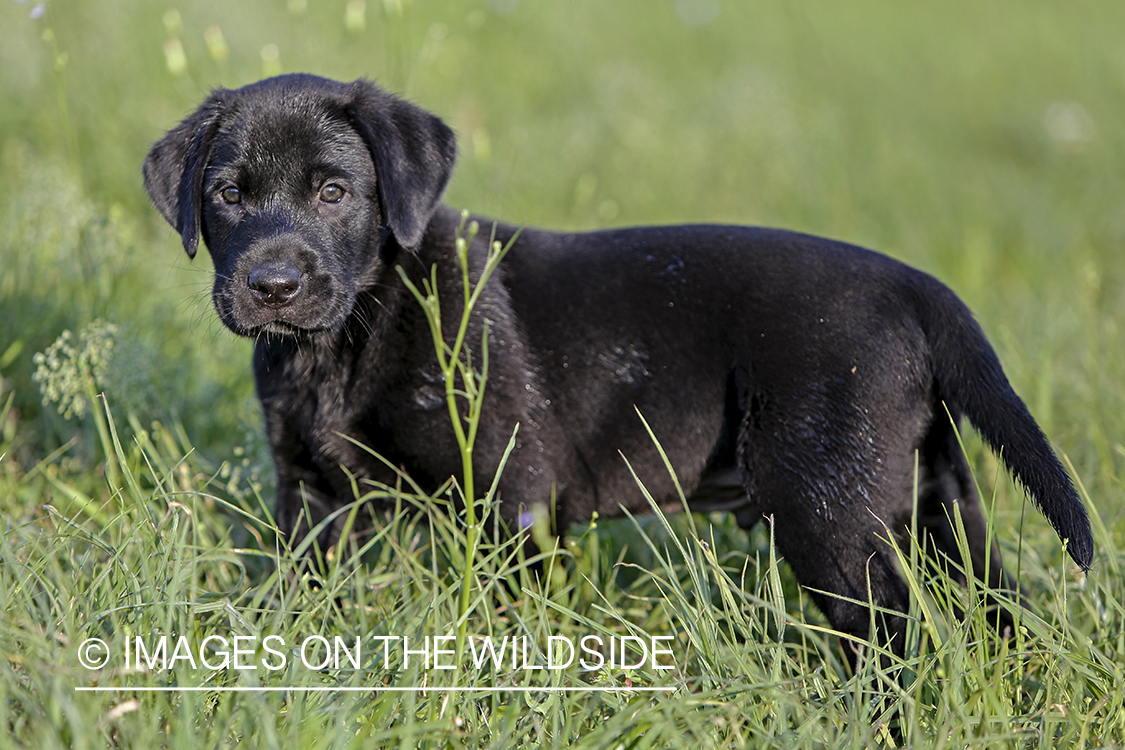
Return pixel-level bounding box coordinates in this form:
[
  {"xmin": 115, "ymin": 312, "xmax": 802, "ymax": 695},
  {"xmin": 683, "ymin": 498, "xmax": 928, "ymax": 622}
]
[
  {"xmin": 318, "ymin": 184, "xmax": 345, "ymax": 204},
  {"xmin": 220, "ymin": 187, "xmax": 242, "ymax": 205}
]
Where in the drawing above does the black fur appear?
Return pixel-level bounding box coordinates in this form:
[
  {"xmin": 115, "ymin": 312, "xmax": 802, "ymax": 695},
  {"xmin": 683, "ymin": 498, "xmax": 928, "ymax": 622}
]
[{"xmin": 144, "ymin": 74, "xmax": 1092, "ymax": 652}]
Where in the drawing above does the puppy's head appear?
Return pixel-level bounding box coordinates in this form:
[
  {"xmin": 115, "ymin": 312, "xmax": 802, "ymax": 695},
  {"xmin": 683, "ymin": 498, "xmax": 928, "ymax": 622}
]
[{"xmin": 143, "ymin": 74, "xmax": 456, "ymax": 336}]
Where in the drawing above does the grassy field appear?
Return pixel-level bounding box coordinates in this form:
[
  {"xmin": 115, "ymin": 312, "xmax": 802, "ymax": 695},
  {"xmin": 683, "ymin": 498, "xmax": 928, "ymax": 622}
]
[{"xmin": 2, "ymin": 0, "xmax": 1124, "ymax": 747}]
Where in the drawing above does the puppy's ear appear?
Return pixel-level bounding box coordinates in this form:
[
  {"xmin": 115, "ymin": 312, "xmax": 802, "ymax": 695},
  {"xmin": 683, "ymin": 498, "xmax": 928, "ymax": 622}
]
[
  {"xmin": 346, "ymin": 80, "xmax": 456, "ymax": 250},
  {"xmin": 142, "ymin": 93, "xmax": 228, "ymax": 259}
]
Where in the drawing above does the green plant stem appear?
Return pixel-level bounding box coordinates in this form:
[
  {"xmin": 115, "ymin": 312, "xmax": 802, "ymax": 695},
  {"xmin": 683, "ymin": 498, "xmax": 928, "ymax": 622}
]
[{"xmin": 398, "ymin": 213, "xmax": 518, "ymax": 677}]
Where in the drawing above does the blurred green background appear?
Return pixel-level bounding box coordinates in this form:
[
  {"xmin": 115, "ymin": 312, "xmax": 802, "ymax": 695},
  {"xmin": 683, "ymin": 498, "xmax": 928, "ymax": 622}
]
[{"xmin": 1, "ymin": 0, "xmax": 1121, "ymax": 521}]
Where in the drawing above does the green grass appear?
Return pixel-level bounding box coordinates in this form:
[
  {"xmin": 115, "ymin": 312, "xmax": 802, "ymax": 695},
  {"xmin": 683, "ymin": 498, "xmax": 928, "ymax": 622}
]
[{"xmin": 2, "ymin": 0, "xmax": 1124, "ymax": 747}]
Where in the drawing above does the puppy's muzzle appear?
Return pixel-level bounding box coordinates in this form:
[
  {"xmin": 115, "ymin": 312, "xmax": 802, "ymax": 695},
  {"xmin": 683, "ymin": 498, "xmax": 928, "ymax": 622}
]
[{"xmin": 248, "ymin": 263, "xmax": 303, "ymax": 307}]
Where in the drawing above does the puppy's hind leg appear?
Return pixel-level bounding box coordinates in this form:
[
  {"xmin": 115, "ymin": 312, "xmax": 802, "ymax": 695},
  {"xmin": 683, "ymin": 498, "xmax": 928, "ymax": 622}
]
[
  {"xmin": 769, "ymin": 503, "xmax": 912, "ymax": 656},
  {"xmin": 740, "ymin": 434, "xmax": 915, "ymax": 659},
  {"xmin": 916, "ymin": 414, "xmax": 1019, "ymax": 635}
]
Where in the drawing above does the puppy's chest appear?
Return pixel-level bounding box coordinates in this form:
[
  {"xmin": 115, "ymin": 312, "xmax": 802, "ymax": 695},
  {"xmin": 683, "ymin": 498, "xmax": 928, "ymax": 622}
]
[{"xmin": 274, "ymin": 354, "xmax": 457, "ymax": 481}]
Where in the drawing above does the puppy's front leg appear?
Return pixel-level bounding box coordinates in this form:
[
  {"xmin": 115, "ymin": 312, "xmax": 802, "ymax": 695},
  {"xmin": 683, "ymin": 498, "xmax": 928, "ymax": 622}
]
[
  {"xmin": 274, "ymin": 478, "xmax": 344, "ymax": 555},
  {"xmin": 262, "ymin": 406, "xmax": 347, "ymax": 555}
]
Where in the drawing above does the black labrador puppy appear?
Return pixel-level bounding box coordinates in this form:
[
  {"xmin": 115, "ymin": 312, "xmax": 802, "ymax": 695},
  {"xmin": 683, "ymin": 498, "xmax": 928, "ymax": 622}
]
[{"xmin": 144, "ymin": 74, "xmax": 1092, "ymax": 652}]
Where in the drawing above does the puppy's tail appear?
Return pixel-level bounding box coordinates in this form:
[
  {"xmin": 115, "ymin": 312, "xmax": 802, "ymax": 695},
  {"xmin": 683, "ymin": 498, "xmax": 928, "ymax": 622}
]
[{"xmin": 913, "ymin": 275, "xmax": 1093, "ymax": 571}]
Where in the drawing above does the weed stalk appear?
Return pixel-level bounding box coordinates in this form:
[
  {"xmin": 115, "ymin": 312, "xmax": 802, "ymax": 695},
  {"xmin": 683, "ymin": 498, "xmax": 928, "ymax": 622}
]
[{"xmin": 398, "ymin": 211, "xmax": 518, "ymax": 671}]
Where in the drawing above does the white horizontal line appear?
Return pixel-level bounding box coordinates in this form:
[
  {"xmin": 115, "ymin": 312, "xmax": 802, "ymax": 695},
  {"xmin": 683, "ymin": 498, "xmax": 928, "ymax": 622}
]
[{"xmin": 75, "ymin": 685, "xmax": 674, "ymax": 693}]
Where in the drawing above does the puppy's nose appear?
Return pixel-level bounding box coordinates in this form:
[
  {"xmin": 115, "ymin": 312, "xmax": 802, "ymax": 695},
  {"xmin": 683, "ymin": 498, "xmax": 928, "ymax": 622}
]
[{"xmin": 248, "ymin": 264, "xmax": 302, "ymax": 306}]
